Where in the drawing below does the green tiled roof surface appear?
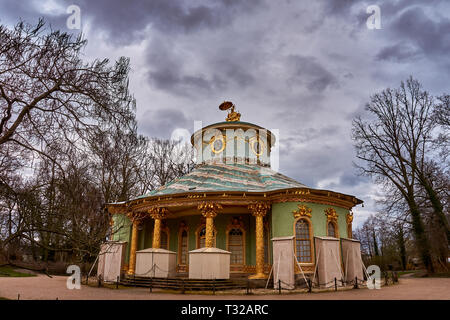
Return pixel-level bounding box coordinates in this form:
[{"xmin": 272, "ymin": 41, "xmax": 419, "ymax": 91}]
[{"xmin": 136, "ymin": 163, "xmax": 307, "ymax": 199}]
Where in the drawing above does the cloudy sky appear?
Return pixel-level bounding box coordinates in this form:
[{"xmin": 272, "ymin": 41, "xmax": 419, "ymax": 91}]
[{"xmin": 2, "ymin": 0, "xmax": 450, "ymax": 227}]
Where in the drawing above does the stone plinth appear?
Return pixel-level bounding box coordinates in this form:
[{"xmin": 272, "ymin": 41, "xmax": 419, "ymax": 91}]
[
  {"xmin": 314, "ymin": 236, "xmax": 343, "ymax": 287},
  {"xmin": 97, "ymin": 241, "xmax": 127, "ymax": 282},
  {"xmin": 188, "ymin": 247, "xmax": 231, "ymax": 279},
  {"xmin": 272, "ymin": 236, "xmax": 295, "ymax": 290},
  {"xmin": 341, "ymin": 238, "xmax": 364, "ymax": 282},
  {"xmin": 135, "ymin": 248, "xmax": 177, "ymax": 278}
]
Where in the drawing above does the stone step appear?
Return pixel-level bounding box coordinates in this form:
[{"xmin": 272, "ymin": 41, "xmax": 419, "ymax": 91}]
[{"xmin": 120, "ymin": 276, "xmax": 247, "ymax": 291}]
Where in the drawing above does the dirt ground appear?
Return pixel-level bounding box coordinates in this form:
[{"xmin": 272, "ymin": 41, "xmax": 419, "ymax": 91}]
[{"xmin": 0, "ymin": 274, "xmax": 449, "ymax": 300}]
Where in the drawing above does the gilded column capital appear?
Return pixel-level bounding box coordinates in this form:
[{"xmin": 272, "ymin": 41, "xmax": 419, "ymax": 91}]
[
  {"xmin": 248, "ymin": 202, "xmax": 271, "ymax": 217},
  {"xmin": 292, "ymin": 204, "xmax": 312, "ymax": 219},
  {"xmin": 198, "ymin": 202, "xmax": 223, "ymax": 218},
  {"xmin": 148, "ymin": 207, "xmax": 170, "ymax": 220},
  {"xmin": 126, "ymin": 211, "xmax": 145, "ymax": 224},
  {"xmin": 325, "ymin": 207, "xmax": 338, "ymax": 222}
]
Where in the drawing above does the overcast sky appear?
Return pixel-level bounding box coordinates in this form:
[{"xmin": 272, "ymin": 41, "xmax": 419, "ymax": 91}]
[{"xmin": 2, "ymin": 0, "xmax": 450, "ymax": 227}]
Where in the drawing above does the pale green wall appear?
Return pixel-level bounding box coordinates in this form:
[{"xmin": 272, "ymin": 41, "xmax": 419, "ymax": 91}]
[
  {"xmin": 112, "ymin": 214, "xmax": 132, "ymax": 264},
  {"xmin": 271, "ymin": 202, "xmax": 350, "ymax": 238}
]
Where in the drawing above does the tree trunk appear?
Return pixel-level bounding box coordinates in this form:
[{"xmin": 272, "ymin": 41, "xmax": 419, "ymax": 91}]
[
  {"xmin": 408, "ymin": 198, "xmax": 434, "ymax": 273},
  {"xmin": 396, "ymin": 227, "xmax": 407, "ymax": 270},
  {"xmin": 419, "ymin": 174, "xmax": 450, "ymax": 246}
]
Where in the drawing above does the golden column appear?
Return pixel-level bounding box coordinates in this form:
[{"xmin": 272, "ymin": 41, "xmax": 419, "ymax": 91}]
[
  {"xmin": 198, "ymin": 202, "xmax": 223, "ymax": 248},
  {"xmin": 149, "ymin": 207, "xmax": 169, "ymax": 249},
  {"xmin": 127, "ymin": 213, "xmax": 143, "ymax": 275},
  {"xmin": 248, "ymin": 202, "xmax": 271, "ymax": 279}
]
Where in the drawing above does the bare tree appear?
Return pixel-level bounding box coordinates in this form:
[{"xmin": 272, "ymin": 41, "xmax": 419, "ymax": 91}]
[
  {"xmin": 352, "ymin": 77, "xmax": 449, "ymax": 273},
  {"xmin": 0, "ymin": 19, "xmax": 134, "ymax": 163}
]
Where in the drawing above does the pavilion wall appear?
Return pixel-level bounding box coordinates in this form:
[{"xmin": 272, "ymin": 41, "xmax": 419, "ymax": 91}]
[
  {"xmin": 111, "ymin": 214, "xmax": 132, "ymax": 265},
  {"xmin": 271, "ymin": 202, "xmax": 350, "ymax": 239}
]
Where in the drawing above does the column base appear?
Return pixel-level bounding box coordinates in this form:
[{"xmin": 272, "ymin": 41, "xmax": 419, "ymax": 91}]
[
  {"xmin": 127, "ymin": 270, "xmax": 134, "ymax": 276},
  {"xmin": 248, "ymin": 273, "xmax": 267, "ymax": 279}
]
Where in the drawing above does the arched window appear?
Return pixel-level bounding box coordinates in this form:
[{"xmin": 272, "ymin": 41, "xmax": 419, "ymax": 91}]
[
  {"xmin": 196, "ymin": 226, "xmax": 216, "ymax": 248},
  {"xmin": 228, "ymin": 228, "xmax": 244, "ymax": 265},
  {"xmin": 179, "ymin": 230, "xmax": 188, "ymax": 264},
  {"xmin": 160, "ymin": 230, "xmax": 168, "ymax": 250},
  {"xmin": 295, "ymin": 219, "xmax": 312, "ymax": 263},
  {"xmin": 327, "ymin": 221, "xmax": 337, "ymax": 238}
]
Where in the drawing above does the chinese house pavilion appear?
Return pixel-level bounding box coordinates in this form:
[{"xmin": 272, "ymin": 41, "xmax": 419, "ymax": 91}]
[{"xmin": 106, "ymin": 102, "xmax": 363, "ymax": 283}]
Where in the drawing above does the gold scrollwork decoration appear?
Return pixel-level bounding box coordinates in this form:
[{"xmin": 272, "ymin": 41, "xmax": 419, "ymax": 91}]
[
  {"xmin": 198, "ymin": 202, "xmax": 223, "ymax": 218},
  {"xmin": 324, "ymin": 207, "xmax": 338, "ymax": 222},
  {"xmin": 346, "ymin": 211, "xmax": 353, "ymax": 224},
  {"xmin": 292, "ymin": 204, "xmax": 312, "ymax": 219},
  {"xmin": 248, "ymin": 202, "xmax": 271, "ymax": 217}
]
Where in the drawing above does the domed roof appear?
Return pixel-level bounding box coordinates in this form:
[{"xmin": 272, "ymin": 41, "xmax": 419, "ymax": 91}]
[{"xmin": 135, "ymin": 163, "xmax": 307, "ymax": 199}]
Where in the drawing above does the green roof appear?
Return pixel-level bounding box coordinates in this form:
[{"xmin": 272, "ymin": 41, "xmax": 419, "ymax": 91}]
[{"xmin": 136, "ymin": 163, "xmax": 307, "ymax": 199}]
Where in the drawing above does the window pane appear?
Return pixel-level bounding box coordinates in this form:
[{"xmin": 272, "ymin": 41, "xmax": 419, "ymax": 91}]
[
  {"xmin": 180, "ymin": 230, "xmax": 188, "ymax": 264},
  {"xmin": 295, "ymin": 219, "xmax": 311, "ymax": 263},
  {"xmin": 328, "ymin": 222, "xmax": 336, "ymax": 237},
  {"xmin": 161, "ymin": 231, "xmax": 168, "ymax": 250},
  {"xmin": 229, "ymin": 228, "xmax": 243, "ymax": 265}
]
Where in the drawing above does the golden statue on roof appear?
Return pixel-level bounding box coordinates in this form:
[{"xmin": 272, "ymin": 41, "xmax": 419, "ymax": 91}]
[{"xmin": 219, "ymin": 101, "xmax": 241, "ymax": 122}]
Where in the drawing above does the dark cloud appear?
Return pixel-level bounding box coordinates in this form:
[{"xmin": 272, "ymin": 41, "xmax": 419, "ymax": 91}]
[
  {"xmin": 0, "ymin": 0, "xmax": 265, "ymax": 45},
  {"xmin": 145, "ymin": 36, "xmax": 256, "ymax": 96},
  {"xmin": 76, "ymin": 0, "xmax": 264, "ymax": 45},
  {"xmin": 375, "ymin": 42, "xmax": 420, "ymax": 62},
  {"xmin": 390, "ymin": 7, "xmax": 450, "ymax": 57},
  {"xmin": 287, "ymin": 55, "xmax": 339, "ymax": 92}
]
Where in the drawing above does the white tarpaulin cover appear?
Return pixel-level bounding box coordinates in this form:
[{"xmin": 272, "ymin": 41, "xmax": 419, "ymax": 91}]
[
  {"xmin": 136, "ymin": 248, "xmax": 177, "ymax": 278},
  {"xmin": 340, "ymin": 238, "xmax": 364, "ymax": 282},
  {"xmin": 272, "ymin": 236, "xmax": 295, "ymax": 290},
  {"xmin": 97, "ymin": 241, "xmax": 127, "ymax": 282},
  {"xmin": 314, "ymin": 236, "xmax": 343, "ymax": 287}
]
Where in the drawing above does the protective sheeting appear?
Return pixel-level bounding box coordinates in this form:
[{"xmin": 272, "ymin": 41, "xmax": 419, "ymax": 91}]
[
  {"xmin": 340, "ymin": 238, "xmax": 364, "ymax": 283},
  {"xmin": 272, "ymin": 236, "xmax": 295, "ymax": 290},
  {"xmin": 136, "ymin": 248, "xmax": 177, "ymax": 278},
  {"xmin": 314, "ymin": 236, "xmax": 343, "ymax": 287},
  {"xmin": 189, "ymin": 247, "xmax": 231, "ymax": 279},
  {"xmin": 97, "ymin": 241, "xmax": 127, "ymax": 282}
]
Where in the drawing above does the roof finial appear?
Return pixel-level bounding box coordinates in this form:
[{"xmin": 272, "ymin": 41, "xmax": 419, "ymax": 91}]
[{"xmin": 219, "ymin": 101, "xmax": 241, "ymax": 122}]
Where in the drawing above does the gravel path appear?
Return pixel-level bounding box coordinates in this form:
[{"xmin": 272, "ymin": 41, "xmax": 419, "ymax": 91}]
[{"xmin": 0, "ymin": 274, "xmax": 449, "ymax": 300}]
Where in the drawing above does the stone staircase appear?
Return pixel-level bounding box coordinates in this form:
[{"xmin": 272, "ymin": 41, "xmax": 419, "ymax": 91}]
[{"xmin": 121, "ymin": 275, "xmax": 248, "ymax": 291}]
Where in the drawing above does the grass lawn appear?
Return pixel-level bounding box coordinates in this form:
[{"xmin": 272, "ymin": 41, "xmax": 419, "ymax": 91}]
[
  {"xmin": 0, "ymin": 265, "xmax": 36, "ymax": 277},
  {"xmin": 397, "ymin": 270, "xmax": 421, "ymax": 276}
]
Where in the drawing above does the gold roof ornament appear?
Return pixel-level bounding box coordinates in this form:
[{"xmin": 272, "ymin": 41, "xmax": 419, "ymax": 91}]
[{"xmin": 219, "ymin": 101, "xmax": 241, "ymax": 122}]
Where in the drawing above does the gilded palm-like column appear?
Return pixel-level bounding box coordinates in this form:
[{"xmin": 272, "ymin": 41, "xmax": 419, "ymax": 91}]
[
  {"xmin": 198, "ymin": 202, "xmax": 223, "ymax": 248},
  {"xmin": 248, "ymin": 202, "xmax": 271, "ymax": 279},
  {"xmin": 127, "ymin": 213, "xmax": 142, "ymax": 275},
  {"xmin": 149, "ymin": 207, "xmax": 169, "ymax": 249}
]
